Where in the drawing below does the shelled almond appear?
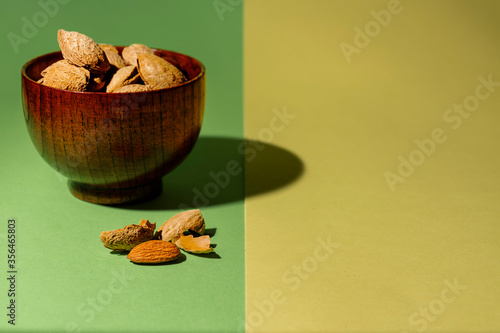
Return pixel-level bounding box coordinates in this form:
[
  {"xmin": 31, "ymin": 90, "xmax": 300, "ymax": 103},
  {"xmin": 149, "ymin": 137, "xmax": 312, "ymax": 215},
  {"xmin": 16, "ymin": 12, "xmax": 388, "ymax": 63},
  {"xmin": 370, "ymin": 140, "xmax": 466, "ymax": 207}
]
[{"xmin": 127, "ymin": 240, "xmax": 181, "ymax": 264}]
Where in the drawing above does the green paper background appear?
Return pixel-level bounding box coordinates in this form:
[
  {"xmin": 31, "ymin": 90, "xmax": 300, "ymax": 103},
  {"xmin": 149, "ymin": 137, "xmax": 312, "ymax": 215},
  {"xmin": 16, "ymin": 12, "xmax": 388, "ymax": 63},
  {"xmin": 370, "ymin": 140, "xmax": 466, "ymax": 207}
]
[{"xmin": 0, "ymin": 0, "xmax": 244, "ymax": 332}]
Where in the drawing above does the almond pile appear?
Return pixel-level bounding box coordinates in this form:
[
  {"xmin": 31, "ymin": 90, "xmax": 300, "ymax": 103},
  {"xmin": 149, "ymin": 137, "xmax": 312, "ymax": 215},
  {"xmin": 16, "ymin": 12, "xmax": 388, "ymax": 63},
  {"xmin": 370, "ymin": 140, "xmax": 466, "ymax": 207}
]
[
  {"xmin": 38, "ymin": 29, "xmax": 188, "ymax": 92},
  {"xmin": 100, "ymin": 209, "xmax": 215, "ymax": 264}
]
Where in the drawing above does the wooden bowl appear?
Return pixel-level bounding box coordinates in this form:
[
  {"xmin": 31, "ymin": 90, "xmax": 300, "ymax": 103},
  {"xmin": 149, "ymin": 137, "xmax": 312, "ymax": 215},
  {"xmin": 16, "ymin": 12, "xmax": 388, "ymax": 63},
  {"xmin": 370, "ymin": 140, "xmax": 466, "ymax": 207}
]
[{"xmin": 21, "ymin": 48, "xmax": 205, "ymax": 205}]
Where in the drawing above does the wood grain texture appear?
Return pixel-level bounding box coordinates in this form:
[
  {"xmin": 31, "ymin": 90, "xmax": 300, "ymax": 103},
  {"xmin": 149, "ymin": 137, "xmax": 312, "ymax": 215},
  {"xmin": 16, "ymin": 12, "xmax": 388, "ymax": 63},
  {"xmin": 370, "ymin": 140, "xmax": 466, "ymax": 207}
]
[{"xmin": 21, "ymin": 47, "xmax": 205, "ymax": 205}]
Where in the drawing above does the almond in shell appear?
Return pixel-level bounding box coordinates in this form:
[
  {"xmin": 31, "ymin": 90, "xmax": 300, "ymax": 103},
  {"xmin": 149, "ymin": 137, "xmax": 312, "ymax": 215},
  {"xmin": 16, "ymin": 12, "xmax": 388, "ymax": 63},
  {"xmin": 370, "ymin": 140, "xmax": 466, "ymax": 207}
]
[
  {"xmin": 122, "ymin": 43, "xmax": 154, "ymax": 66},
  {"xmin": 156, "ymin": 209, "xmax": 205, "ymax": 243},
  {"xmin": 105, "ymin": 50, "xmax": 126, "ymax": 69},
  {"xmin": 137, "ymin": 53, "xmax": 187, "ymax": 90},
  {"xmin": 99, "ymin": 43, "xmax": 119, "ymax": 54},
  {"xmin": 58, "ymin": 29, "xmax": 110, "ymax": 74},
  {"xmin": 106, "ymin": 66, "xmax": 140, "ymax": 93},
  {"xmin": 38, "ymin": 59, "xmax": 89, "ymax": 91}
]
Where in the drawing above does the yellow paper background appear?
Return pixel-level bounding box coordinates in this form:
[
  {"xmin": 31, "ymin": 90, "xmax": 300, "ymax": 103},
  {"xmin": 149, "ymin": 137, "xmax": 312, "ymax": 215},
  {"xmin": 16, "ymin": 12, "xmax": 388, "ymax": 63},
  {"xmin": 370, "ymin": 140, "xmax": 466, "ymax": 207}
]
[{"xmin": 245, "ymin": 0, "xmax": 500, "ymax": 332}]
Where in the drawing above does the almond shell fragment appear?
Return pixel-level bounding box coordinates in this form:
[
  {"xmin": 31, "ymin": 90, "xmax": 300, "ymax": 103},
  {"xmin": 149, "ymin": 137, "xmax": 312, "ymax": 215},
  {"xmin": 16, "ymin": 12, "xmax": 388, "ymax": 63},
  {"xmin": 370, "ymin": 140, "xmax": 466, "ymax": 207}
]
[
  {"xmin": 100, "ymin": 219, "xmax": 156, "ymax": 251},
  {"xmin": 175, "ymin": 234, "xmax": 214, "ymax": 254}
]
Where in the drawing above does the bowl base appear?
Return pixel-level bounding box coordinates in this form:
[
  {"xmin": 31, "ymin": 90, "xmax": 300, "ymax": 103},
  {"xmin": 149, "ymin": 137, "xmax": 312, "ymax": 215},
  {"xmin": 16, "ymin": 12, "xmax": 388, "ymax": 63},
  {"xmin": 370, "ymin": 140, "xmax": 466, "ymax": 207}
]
[{"xmin": 68, "ymin": 180, "xmax": 162, "ymax": 205}]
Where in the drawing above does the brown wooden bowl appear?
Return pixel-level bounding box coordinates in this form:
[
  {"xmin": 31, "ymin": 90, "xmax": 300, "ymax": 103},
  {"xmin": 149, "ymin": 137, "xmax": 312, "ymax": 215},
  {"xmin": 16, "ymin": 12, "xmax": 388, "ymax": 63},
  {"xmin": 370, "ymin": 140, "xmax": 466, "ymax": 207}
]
[{"xmin": 21, "ymin": 47, "xmax": 205, "ymax": 205}]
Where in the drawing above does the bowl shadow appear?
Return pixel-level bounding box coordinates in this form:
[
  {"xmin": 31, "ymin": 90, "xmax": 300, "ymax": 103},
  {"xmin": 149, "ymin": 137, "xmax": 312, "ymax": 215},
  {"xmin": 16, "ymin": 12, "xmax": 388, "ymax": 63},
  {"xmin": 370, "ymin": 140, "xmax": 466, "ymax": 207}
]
[{"xmin": 116, "ymin": 136, "xmax": 304, "ymax": 210}]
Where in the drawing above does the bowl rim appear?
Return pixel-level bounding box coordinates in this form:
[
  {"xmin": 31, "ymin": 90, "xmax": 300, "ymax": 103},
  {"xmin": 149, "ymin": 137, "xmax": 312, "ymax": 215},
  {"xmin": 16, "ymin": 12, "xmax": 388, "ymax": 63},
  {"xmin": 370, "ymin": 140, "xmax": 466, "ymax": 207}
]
[{"xmin": 21, "ymin": 47, "xmax": 205, "ymax": 94}]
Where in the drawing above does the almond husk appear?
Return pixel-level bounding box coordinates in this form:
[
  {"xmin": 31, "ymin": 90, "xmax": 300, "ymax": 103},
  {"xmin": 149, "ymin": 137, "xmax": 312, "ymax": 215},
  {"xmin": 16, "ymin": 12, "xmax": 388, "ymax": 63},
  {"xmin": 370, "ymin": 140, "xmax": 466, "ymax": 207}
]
[{"xmin": 100, "ymin": 219, "xmax": 156, "ymax": 251}]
